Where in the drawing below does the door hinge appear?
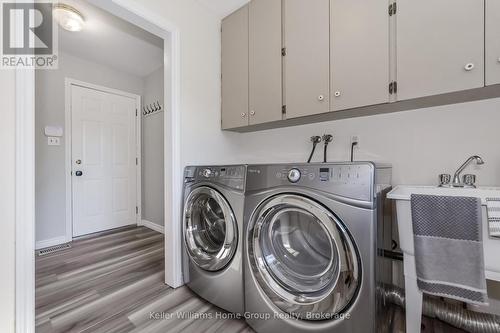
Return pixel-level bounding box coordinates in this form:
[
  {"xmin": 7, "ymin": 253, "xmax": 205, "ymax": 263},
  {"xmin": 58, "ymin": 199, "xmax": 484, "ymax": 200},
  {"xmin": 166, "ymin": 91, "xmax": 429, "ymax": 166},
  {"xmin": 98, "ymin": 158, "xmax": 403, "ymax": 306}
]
[
  {"xmin": 282, "ymin": 105, "xmax": 287, "ymax": 114},
  {"xmin": 389, "ymin": 81, "xmax": 398, "ymax": 94},
  {"xmin": 281, "ymin": 47, "xmax": 287, "ymax": 56},
  {"xmin": 389, "ymin": 2, "xmax": 396, "ymax": 16}
]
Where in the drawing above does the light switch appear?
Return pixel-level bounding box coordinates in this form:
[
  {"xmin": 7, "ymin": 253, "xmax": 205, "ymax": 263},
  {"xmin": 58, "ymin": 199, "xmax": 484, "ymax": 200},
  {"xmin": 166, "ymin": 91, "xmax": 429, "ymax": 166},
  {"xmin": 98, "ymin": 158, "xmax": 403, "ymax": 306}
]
[{"xmin": 48, "ymin": 137, "xmax": 60, "ymax": 146}]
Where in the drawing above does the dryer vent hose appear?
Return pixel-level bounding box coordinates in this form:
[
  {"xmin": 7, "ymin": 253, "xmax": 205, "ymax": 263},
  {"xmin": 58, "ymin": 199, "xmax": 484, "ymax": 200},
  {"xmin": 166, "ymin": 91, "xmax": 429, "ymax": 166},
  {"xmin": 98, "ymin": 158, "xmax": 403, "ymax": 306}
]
[{"xmin": 377, "ymin": 284, "xmax": 500, "ymax": 333}]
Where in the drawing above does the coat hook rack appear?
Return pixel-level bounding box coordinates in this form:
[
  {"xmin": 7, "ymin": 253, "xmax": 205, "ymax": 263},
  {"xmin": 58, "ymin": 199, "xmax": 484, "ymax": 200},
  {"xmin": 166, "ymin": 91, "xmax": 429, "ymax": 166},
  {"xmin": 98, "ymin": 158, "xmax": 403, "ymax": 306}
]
[{"xmin": 142, "ymin": 100, "xmax": 163, "ymax": 117}]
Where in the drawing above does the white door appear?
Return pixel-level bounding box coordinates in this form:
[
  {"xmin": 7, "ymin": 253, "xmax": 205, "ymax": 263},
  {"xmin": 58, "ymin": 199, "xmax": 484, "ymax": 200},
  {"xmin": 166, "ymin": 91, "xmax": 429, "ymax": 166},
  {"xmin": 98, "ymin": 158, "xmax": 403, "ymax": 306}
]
[{"xmin": 71, "ymin": 85, "xmax": 138, "ymax": 237}]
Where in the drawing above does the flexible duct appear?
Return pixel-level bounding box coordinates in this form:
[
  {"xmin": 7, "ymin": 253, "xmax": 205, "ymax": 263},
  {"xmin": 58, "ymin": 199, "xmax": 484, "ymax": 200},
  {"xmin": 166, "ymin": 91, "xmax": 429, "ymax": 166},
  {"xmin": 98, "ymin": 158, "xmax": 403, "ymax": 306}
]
[{"xmin": 377, "ymin": 284, "xmax": 500, "ymax": 333}]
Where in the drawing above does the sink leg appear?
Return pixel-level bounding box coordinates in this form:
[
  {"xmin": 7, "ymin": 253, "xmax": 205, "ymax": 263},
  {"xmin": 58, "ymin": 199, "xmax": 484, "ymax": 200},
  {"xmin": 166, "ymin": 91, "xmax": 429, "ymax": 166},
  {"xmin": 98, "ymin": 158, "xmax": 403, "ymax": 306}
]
[{"xmin": 405, "ymin": 275, "xmax": 423, "ymax": 333}]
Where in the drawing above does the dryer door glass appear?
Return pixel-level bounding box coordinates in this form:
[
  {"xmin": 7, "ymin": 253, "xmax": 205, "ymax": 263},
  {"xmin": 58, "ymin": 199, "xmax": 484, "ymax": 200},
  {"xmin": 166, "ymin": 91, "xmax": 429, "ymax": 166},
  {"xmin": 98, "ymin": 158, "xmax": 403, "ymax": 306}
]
[
  {"xmin": 184, "ymin": 186, "xmax": 238, "ymax": 271},
  {"xmin": 249, "ymin": 194, "xmax": 360, "ymax": 320}
]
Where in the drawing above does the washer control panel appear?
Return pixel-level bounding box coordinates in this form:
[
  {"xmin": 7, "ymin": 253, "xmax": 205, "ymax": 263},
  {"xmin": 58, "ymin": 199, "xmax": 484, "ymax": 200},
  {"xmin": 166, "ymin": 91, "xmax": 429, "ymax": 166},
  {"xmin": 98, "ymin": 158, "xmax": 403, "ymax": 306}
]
[{"xmin": 248, "ymin": 163, "xmax": 378, "ymax": 202}]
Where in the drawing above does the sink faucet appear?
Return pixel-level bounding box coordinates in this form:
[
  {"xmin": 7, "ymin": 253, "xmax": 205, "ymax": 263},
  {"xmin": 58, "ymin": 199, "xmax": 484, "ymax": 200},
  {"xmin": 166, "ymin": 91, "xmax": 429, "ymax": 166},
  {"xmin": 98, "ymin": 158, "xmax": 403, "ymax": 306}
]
[{"xmin": 452, "ymin": 155, "xmax": 485, "ymax": 186}]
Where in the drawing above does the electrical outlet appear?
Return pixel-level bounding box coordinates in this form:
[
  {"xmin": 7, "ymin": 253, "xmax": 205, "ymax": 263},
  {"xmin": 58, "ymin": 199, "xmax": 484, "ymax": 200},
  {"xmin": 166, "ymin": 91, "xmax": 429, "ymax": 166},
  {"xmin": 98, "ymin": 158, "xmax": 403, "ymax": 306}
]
[
  {"xmin": 48, "ymin": 137, "xmax": 60, "ymax": 146},
  {"xmin": 351, "ymin": 135, "xmax": 359, "ymax": 147}
]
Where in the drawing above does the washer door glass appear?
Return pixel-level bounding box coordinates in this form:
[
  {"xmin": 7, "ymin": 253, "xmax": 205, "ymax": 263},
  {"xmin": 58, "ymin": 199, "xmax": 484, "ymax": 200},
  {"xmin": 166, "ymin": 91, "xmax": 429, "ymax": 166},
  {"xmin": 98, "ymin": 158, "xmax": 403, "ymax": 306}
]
[
  {"xmin": 249, "ymin": 194, "xmax": 360, "ymax": 320},
  {"xmin": 184, "ymin": 186, "xmax": 238, "ymax": 271}
]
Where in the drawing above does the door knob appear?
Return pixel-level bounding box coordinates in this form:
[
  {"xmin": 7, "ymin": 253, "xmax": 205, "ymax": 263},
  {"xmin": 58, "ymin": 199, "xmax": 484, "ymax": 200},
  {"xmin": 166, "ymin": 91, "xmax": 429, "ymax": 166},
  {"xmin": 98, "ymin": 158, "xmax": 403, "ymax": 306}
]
[
  {"xmin": 464, "ymin": 63, "xmax": 475, "ymax": 71},
  {"xmin": 75, "ymin": 171, "xmax": 83, "ymax": 177}
]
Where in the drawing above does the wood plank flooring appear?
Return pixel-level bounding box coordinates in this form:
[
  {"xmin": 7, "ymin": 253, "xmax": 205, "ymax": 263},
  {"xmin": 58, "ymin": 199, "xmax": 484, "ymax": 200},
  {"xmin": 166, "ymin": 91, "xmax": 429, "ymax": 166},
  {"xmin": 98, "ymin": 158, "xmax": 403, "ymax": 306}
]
[
  {"xmin": 36, "ymin": 226, "xmax": 466, "ymax": 333},
  {"xmin": 35, "ymin": 226, "xmax": 252, "ymax": 333}
]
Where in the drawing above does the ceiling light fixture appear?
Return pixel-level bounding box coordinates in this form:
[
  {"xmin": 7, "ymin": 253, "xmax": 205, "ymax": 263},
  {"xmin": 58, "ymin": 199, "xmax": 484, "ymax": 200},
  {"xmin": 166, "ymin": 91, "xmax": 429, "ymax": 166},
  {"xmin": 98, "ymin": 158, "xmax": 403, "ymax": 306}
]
[{"xmin": 53, "ymin": 4, "xmax": 85, "ymax": 32}]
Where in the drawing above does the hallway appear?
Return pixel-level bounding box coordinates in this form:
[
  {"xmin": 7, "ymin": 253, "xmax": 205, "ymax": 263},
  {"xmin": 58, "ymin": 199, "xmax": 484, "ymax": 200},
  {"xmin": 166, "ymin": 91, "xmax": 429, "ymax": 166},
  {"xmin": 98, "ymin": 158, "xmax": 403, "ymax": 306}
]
[{"xmin": 35, "ymin": 226, "xmax": 252, "ymax": 333}]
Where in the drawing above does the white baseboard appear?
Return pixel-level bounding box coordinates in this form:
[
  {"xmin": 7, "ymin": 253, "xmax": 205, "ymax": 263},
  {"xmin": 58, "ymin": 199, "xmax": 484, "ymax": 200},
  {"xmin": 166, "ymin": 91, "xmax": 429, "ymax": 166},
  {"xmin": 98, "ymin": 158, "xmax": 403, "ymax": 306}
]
[
  {"xmin": 35, "ymin": 236, "xmax": 68, "ymax": 250},
  {"xmin": 139, "ymin": 219, "xmax": 165, "ymax": 234}
]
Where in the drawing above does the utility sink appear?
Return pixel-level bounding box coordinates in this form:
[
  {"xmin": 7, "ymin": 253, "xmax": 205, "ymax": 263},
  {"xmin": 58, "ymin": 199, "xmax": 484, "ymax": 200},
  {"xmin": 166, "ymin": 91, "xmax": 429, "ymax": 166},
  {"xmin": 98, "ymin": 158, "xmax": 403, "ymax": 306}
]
[{"xmin": 388, "ymin": 185, "xmax": 500, "ymax": 333}]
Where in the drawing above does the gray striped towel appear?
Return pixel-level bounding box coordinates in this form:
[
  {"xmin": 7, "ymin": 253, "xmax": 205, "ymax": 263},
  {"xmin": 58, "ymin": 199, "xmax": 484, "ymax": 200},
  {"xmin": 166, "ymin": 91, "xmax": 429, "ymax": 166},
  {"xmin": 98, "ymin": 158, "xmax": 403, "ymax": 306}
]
[
  {"xmin": 411, "ymin": 194, "xmax": 488, "ymax": 305},
  {"xmin": 486, "ymin": 198, "xmax": 500, "ymax": 237}
]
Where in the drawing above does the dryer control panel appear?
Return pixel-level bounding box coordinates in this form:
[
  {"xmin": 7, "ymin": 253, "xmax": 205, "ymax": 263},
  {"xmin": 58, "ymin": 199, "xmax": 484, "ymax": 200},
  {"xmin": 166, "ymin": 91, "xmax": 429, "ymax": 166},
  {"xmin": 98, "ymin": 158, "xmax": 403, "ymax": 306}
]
[{"xmin": 184, "ymin": 165, "xmax": 246, "ymax": 191}]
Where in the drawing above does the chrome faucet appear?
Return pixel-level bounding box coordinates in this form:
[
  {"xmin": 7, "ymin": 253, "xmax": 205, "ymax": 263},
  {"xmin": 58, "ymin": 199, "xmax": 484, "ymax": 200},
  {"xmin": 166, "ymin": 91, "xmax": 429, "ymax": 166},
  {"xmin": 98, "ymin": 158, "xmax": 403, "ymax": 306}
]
[{"xmin": 452, "ymin": 155, "xmax": 485, "ymax": 187}]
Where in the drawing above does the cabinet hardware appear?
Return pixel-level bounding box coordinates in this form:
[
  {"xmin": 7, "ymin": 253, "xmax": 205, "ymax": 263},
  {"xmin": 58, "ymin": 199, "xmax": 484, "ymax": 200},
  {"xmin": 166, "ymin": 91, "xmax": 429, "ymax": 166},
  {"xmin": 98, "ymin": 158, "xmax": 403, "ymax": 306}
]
[
  {"xmin": 250, "ymin": 110, "xmax": 256, "ymax": 116},
  {"xmin": 318, "ymin": 95, "xmax": 325, "ymax": 101},
  {"xmin": 389, "ymin": 81, "xmax": 398, "ymax": 94},
  {"xmin": 282, "ymin": 105, "xmax": 287, "ymax": 114},
  {"xmin": 241, "ymin": 112, "xmax": 247, "ymax": 118},
  {"xmin": 497, "ymin": 57, "xmax": 500, "ymax": 63},
  {"xmin": 464, "ymin": 63, "xmax": 475, "ymax": 71},
  {"xmin": 334, "ymin": 91, "xmax": 341, "ymax": 97},
  {"xmin": 389, "ymin": 2, "xmax": 397, "ymax": 16},
  {"xmin": 281, "ymin": 48, "xmax": 287, "ymax": 56}
]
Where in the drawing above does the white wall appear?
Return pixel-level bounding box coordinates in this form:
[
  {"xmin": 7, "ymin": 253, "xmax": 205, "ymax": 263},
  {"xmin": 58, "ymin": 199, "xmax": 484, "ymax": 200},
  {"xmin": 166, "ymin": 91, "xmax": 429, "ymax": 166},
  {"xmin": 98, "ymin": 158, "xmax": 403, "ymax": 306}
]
[
  {"xmin": 142, "ymin": 66, "xmax": 165, "ymax": 226},
  {"xmin": 35, "ymin": 51, "xmax": 145, "ymax": 244},
  {"xmin": 203, "ymin": 99, "xmax": 500, "ymax": 187},
  {"xmin": 0, "ymin": 70, "xmax": 16, "ymax": 333}
]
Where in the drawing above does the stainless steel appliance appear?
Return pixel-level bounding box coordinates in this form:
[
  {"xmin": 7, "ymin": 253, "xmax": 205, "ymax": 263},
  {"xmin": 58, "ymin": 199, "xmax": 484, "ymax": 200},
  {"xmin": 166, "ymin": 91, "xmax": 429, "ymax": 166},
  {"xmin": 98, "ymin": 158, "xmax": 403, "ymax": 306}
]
[
  {"xmin": 244, "ymin": 162, "xmax": 392, "ymax": 333},
  {"xmin": 182, "ymin": 165, "xmax": 246, "ymax": 314}
]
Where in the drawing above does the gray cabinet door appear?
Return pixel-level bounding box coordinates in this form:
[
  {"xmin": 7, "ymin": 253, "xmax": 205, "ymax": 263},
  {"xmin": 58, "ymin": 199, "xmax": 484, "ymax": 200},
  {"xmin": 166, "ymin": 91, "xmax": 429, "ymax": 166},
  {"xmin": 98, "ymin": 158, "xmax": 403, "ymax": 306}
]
[
  {"xmin": 396, "ymin": 0, "xmax": 484, "ymax": 101},
  {"xmin": 330, "ymin": 0, "xmax": 390, "ymax": 111},
  {"xmin": 486, "ymin": 0, "xmax": 500, "ymax": 86},
  {"xmin": 221, "ymin": 5, "xmax": 249, "ymax": 129},
  {"xmin": 249, "ymin": 0, "xmax": 282, "ymax": 125},
  {"xmin": 283, "ymin": 0, "xmax": 330, "ymax": 119}
]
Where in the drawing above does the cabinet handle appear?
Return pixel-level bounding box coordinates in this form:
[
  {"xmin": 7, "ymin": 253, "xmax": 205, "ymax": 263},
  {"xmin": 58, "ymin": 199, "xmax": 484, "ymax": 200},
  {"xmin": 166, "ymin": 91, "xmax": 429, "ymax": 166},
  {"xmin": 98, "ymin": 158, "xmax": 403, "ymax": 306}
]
[
  {"xmin": 334, "ymin": 91, "xmax": 341, "ymax": 97},
  {"xmin": 250, "ymin": 110, "xmax": 255, "ymax": 116},
  {"xmin": 241, "ymin": 112, "xmax": 247, "ymax": 118},
  {"xmin": 464, "ymin": 63, "xmax": 475, "ymax": 71},
  {"xmin": 318, "ymin": 95, "xmax": 325, "ymax": 101}
]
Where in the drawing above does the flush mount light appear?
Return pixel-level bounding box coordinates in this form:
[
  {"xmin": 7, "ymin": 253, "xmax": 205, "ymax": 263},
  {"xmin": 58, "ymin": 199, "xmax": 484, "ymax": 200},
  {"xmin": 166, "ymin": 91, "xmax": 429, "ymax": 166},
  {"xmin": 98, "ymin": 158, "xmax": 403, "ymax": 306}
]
[{"xmin": 53, "ymin": 4, "xmax": 85, "ymax": 32}]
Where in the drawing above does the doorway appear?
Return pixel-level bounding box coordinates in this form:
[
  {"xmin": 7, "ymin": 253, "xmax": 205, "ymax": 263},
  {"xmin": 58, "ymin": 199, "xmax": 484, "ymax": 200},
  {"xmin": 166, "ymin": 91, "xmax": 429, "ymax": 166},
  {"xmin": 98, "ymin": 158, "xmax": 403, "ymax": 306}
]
[
  {"xmin": 66, "ymin": 81, "xmax": 141, "ymax": 237},
  {"xmin": 14, "ymin": 0, "xmax": 183, "ymax": 330}
]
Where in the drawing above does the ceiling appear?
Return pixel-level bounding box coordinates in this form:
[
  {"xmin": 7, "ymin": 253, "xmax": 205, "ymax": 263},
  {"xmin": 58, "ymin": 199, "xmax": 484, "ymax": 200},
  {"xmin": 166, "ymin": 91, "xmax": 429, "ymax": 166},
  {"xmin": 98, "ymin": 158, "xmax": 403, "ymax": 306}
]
[
  {"xmin": 195, "ymin": 0, "xmax": 250, "ymax": 19},
  {"xmin": 58, "ymin": 0, "xmax": 163, "ymax": 78}
]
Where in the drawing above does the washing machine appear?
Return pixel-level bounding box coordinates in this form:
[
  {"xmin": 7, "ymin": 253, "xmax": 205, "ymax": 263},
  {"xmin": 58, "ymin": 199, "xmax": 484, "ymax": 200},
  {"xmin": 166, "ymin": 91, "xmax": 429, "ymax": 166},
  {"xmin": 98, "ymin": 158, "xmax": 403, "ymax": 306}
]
[
  {"xmin": 244, "ymin": 162, "xmax": 392, "ymax": 333},
  {"xmin": 182, "ymin": 165, "xmax": 246, "ymax": 314}
]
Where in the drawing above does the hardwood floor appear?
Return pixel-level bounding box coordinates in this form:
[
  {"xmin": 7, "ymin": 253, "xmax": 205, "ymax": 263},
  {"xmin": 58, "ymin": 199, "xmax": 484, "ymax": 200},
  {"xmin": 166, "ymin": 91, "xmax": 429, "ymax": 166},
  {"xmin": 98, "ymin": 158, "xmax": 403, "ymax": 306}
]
[{"xmin": 35, "ymin": 226, "xmax": 252, "ymax": 333}]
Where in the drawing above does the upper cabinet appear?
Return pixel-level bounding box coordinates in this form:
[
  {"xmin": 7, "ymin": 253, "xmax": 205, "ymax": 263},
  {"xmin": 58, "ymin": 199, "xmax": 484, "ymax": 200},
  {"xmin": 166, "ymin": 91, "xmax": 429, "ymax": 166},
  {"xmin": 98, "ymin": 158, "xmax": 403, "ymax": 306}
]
[
  {"xmin": 249, "ymin": 0, "xmax": 283, "ymax": 125},
  {"xmin": 396, "ymin": 0, "xmax": 484, "ymax": 100},
  {"xmin": 330, "ymin": 0, "xmax": 390, "ymax": 111},
  {"xmin": 221, "ymin": 0, "xmax": 495, "ymax": 131},
  {"xmin": 283, "ymin": 0, "xmax": 330, "ymax": 119},
  {"xmin": 221, "ymin": 5, "xmax": 249, "ymax": 130},
  {"xmin": 486, "ymin": 0, "xmax": 500, "ymax": 86}
]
